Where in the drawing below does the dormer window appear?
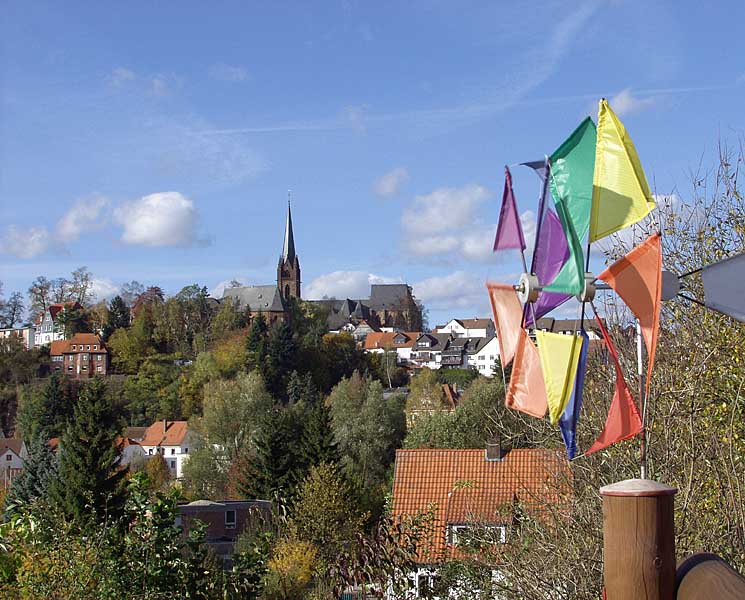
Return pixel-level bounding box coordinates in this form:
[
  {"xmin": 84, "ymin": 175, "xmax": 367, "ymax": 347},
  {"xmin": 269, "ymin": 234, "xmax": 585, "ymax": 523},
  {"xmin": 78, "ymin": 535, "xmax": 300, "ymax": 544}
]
[
  {"xmin": 93, "ymin": 345, "xmax": 98, "ymax": 350},
  {"xmin": 72, "ymin": 345, "xmax": 76, "ymax": 350}
]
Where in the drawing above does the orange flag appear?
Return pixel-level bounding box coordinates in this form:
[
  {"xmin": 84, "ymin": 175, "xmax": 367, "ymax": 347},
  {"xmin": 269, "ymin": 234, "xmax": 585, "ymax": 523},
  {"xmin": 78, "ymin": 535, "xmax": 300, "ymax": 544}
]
[
  {"xmin": 586, "ymin": 314, "xmax": 643, "ymax": 455},
  {"xmin": 597, "ymin": 233, "xmax": 662, "ymax": 394},
  {"xmin": 487, "ymin": 283, "xmax": 523, "ymax": 367},
  {"xmin": 506, "ymin": 329, "xmax": 549, "ymax": 418},
  {"xmin": 487, "ymin": 282, "xmax": 547, "ymax": 418}
]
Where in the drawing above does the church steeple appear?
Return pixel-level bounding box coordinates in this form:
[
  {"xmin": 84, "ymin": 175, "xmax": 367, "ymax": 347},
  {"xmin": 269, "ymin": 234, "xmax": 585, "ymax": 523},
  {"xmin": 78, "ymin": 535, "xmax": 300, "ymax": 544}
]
[
  {"xmin": 281, "ymin": 198, "xmax": 296, "ymax": 263},
  {"xmin": 278, "ymin": 193, "xmax": 301, "ymax": 301}
]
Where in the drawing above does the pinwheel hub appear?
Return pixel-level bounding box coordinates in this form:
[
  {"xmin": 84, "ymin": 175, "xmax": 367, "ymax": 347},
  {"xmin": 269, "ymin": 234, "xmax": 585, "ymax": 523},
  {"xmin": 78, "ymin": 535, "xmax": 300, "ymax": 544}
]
[{"xmin": 515, "ymin": 271, "xmax": 596, "ymax": 305}]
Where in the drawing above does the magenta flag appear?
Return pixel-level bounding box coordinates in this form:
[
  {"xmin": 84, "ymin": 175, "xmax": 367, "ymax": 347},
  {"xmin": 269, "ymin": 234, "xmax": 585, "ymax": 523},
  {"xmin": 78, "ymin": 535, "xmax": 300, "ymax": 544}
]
[{"xmin": 493, "ymin": 166, "xmax": 526, "ymax": 251}]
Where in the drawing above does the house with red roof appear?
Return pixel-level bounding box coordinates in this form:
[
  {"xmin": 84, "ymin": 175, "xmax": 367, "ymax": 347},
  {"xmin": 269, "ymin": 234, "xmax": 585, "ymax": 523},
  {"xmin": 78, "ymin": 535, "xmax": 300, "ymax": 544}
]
[
  {"xmin": 139, "ymin": 420, "xmax": 193, "ymax": 479},
  {"xmin": 50, "ymin": 333, "xmax": 109, "ymax": 379},
  {"xmin": 389, "ymin": 445, "xmax": 571, "ymax": 598},
  {"xmin": 34, "ymin": 301, "xmax": 82, "ymax": 346},
  {"xmin": 0, "ymin": 439, "xmax": 28, "ymax": 490}
]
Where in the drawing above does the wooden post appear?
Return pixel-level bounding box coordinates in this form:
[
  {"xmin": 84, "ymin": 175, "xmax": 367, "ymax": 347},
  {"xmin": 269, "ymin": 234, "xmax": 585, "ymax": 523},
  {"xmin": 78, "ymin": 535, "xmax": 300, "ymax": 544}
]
[{"xmin": 600, "ymin": 479, "xmax": 677, "ymax": 600}]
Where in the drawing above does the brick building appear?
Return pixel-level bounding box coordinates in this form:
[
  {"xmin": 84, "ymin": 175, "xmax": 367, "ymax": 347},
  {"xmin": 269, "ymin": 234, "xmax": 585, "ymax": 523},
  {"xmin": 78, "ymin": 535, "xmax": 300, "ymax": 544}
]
[
  {"xmin": 177, "ymin": 499, "xmax": 271, "ymax": 568},
  {"xmin": 50, "ymin": 333, "xmax": 109, "ymax": 378}
]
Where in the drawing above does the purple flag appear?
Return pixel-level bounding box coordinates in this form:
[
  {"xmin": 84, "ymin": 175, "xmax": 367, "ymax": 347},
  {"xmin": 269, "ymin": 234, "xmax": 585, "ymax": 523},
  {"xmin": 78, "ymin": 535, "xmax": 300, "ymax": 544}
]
[
  {"xmin": 521, "ymin": 158, "xmax": 572, "ymax": 325},
  {"xmin": 493, "ymin": 166, "xmax": 526, "ymax": 251},
  {"xmin": 525, "ymin": 206, "xmax": 572, "ymax": 325}
]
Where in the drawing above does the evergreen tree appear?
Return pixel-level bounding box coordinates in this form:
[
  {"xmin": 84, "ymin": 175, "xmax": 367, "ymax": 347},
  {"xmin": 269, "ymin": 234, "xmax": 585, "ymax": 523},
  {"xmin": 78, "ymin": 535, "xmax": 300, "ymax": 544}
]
[
  {"xmin": 6, "ymin": 436, "xmax": 58, "ymax": 509},
  {"xmin": 103, "ymin": 295, "xmax": 130, "ymax": 340},
  {"xmin": 264, "ymin": 320, "xmax": 297, "ymax": 399},
  {"xmin": 245, "ymin": 313, "xmax": 268, "ymax": 371},
  {"xmin": 48, "ymin": 377, "xmax": 127, "ymax": 527},
  {"xmin": 17, "ymin": 373, "xmax": 77, "ymax": 440},
  {"xmin": 238, "ymin": 406, "xmax": 304, "ymax": 499},
  {"xmin": 286, "ymin": 371, "xmax": 317, "ymax": 406},
  {"xmin": 298, "ymin": 401, "xmax": 338, "ymax": 469}
]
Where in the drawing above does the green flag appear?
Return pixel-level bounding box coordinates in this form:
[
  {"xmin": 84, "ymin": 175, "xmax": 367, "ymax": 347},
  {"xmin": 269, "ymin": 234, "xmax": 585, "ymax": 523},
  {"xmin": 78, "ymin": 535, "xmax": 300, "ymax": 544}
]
[{"xmin": 544, "ymin": 117, "xmax": 596, "ymax": 295}]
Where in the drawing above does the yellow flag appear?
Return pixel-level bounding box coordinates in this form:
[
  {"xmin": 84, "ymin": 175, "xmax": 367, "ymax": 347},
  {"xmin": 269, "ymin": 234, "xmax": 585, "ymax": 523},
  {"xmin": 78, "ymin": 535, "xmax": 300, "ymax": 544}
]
[
  {"xmin": 535, "ymin": 331, "xmax": 583, "ymax": 425},
  {"xmin": 589, "ymin": 98, "xmax": 656, "ymax": 242}
]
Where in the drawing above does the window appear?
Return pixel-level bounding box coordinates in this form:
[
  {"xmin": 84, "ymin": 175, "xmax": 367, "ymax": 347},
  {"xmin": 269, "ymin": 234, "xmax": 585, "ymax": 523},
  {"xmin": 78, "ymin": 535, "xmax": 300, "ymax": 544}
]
[
  {"xmin": 72, "ymin": 345, "xmax": 76, "ymax": 350},
  {"xmin": 97, "ymin": 354, "xmax": 102, "ymax": 361},
  {"xmin": 183, "ymin": 448, "xmax": 188, "ymax": 454},
  {"xmin": 82, "ymin": 354, "xmax": 88, "ymax": 360},
  {"xmin": 148, "ymin": 449, "xmax": 153, "ymax": 455},
  {"xmin": 225, "ymin": 510, "xmax": 236, "ymax": 529},
  {"xmin": 82, "ymin": 365, "xmax": 87, "ymax": 371},
  {"xmin": 93, "ymin": 345, "xmax": 98, "ymax": 350},
  {"xmin": 418, "ymin": 574, "xmax": 440, "ymax": 598},
  {"xmin": 67, "ymin": 365, "xmax": 73, "ymax": 372},
  {"xmin": 87, "ymin": 345, "xmax": 90, "ymax": 350},
  {"xmin": 489, "ymin": 355, "xmax": 494, "ymax": 360},
  {"xmin": 171, "ymin": 448, "xmax": 176, "ymax": 455},
  {"xmin": 6, "ymin": 454, "xmax": 12, "ymax": 462},
  {"xmin": 169, "ymin": 460, "xmax": 176, "ymax": 469},
  {"xmin": 448, "ymin": 524, "xmax": 507, "ymax": 545},
  {"xmin": 97, "ymin": 366, "xmax": 102, "ymax": 372}
]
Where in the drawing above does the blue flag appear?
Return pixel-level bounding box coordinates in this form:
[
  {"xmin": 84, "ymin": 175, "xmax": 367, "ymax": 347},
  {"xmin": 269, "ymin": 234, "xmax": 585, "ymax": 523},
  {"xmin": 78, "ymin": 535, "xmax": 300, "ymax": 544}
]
[{"xmin": 559, "ymin": 330, "xmax": 589, "ymax": 460}]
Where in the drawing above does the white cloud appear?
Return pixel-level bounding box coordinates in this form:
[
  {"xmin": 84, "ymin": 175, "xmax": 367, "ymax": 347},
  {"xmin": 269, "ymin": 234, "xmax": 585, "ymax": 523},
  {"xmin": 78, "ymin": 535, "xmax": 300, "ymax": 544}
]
[
  {"xmin": 406, "ymin": 235, "xmax": 460, "ymax": 257},
  {"xmin": 209, "ymin": 63, "xmax": 249, "ymax": 82},
  {"xmin": 413, "ymin": 271, "xmax": 487, "ymax": 313},
  {"xmin": 56, "ymin": 195, "xmax": 110, "ymax": 242},
  {"xmin": 90, "ymin": 278, "xmax": 120, "ymax": 302},
  {"xmin": 342, "ymin": 105, "xmax": 367, "ymax": 134},
  {"xmin": 609, "ymin": 88, "xmax": 657, "ymax": 117},
  {"xmin": 114, "ymin": 192, "xmax": 207, "ymax": 247},
  {"xmin": 156, "ymin": 115, "xmax": 268, "ymax": 185},
  {"xmin": 0, "ymin": 226, "xmax": 52, "ymax": 259},
  {"xmin": 150, "ymin": 74, "xmax": 183, "ymax": 97},
  {"xmin": 402, "ymin": 184, "xmax": 492, "ymax": 235},
  {"xmin": 107, "ymin": 67, "xmax": 136, "ymax": 87},
  {"xmin": 375, "ymin": 167, "xmax": 409, "ymax": 197},
  {"xmin": 304, "ymin": 271, "xmax": 403, "ymax": 300},
  {"xmin": 399, "ymin": 184, "xmax": 532, "ymax": 264}
]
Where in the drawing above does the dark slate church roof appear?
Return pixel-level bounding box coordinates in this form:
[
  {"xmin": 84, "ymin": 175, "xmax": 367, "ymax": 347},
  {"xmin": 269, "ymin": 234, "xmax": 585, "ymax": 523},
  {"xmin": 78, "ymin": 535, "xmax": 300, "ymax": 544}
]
[
  {"xmin": 368, "ymin": 284, "xmax": 411, "ymax": 310},
  {"xmin": 222, "ymin": 285, "xmax": 286, "ymax": 312}
]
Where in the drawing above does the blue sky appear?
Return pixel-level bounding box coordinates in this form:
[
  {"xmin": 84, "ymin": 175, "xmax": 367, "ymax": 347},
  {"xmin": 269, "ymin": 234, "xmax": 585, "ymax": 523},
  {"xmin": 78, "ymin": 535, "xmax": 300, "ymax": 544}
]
[{"xmin": 1, "ymin": 1, "xmax": 744, "ymax": 326}]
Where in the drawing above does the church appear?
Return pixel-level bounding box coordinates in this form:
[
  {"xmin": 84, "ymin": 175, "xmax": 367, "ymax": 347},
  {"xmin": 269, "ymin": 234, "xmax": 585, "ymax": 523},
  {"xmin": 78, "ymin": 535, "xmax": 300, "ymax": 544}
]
[
  {"xmin": 221, "ymin": 202, "xmax": 300, "ymax": 326},
  {"xmin": 222, "ymin": 202, "xmax": 423, "ymax": 332}
]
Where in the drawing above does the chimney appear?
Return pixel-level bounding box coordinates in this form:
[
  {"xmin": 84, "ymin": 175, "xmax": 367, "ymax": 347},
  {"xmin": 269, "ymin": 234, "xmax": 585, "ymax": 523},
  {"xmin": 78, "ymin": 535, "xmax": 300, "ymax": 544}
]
[
  {"xmin": 163, "ymin": 419, "xmax": 167, "ymax": 435},
  {"xmin": 485, "ymin": 437, "xmax": 503, "ymax": 461}
]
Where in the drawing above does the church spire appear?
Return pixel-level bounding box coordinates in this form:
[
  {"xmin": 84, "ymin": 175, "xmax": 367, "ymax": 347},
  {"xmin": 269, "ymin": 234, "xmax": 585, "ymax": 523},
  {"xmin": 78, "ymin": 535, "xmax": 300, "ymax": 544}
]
[{"xmin": 282, "ymin": 192, "xmax": 296, "ymax": 263}]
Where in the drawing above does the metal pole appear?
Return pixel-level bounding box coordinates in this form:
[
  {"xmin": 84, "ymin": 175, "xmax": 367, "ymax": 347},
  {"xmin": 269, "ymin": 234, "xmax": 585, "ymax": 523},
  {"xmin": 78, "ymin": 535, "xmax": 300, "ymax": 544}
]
[{"xmin": 637, "ymin": 319, "xmax": 647, "ymax": 480}]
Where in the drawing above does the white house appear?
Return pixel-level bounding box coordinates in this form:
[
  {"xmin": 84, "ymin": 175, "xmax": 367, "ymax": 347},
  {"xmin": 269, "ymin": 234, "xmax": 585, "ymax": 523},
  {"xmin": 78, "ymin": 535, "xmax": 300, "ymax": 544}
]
[
  {"xmin": 118, "ymin": 437, "xmax": 146, "ymax": 468},
  {"xmin": 434, "ymin": 318, "xmax": 495, "ymax": 339},
  {"xmin": 139, "ymin": 420, "xmax": 193, "ymax": 479},
  {"xmin": 466, "ymin": 336, "xmax": 500, "ymax": 378},
  {"xmin": 0, "ymin": 439, "xmax": 28, "ymax": 489},
  {"xmin": 409, "ymin": 333, "xmax": 452, "ymax": 370},
  {"xmin": 0, "ymin": 326, "xmax": 35, "ymax": 350},
  {"xmin": 34, "ymin": 302, "xmax": 81, "ymax": 346}
]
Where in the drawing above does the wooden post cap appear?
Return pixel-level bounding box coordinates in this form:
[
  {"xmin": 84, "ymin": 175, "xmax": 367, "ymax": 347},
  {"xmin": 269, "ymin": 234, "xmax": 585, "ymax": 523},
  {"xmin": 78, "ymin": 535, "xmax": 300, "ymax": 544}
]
[{"xmin": 600, "ymin": 478, "xmax": 677, "ymax": 497}]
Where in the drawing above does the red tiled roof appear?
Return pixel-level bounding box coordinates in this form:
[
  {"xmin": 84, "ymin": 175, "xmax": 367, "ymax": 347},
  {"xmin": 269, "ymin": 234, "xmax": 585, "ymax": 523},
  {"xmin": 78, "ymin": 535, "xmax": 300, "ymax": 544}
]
[
  {"xmin": 50, "ymin": 333, "xmax": 108, "ymax": 357},
  {"xmin": 36, "ymin": 301, "xmax": 81, "ymax": 325},
  {"xmin": 140, "ymin": 421, "xmax": 189, "ymax": 447},
  {"xmin": 391, "ymin": 448, "xmax": 571, "ymax": 562},
  {"xmin": 363, "ymin": 331, "xmax": 421, "ymax": 350}
]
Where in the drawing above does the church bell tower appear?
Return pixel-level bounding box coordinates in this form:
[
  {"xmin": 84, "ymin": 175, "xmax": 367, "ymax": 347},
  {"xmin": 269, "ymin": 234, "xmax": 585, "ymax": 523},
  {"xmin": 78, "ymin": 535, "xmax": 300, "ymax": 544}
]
[{"xmin": 277, "ymin": 198, "xmax": 301, "ymax": 301}]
